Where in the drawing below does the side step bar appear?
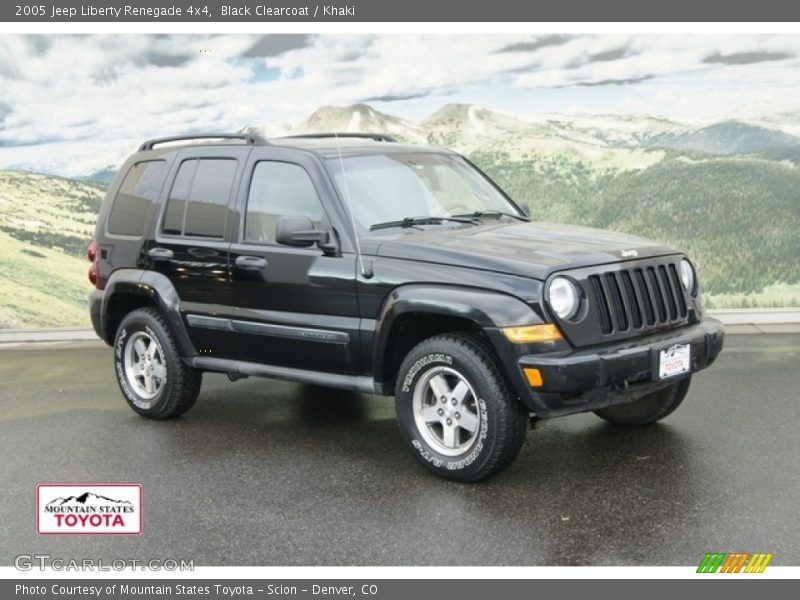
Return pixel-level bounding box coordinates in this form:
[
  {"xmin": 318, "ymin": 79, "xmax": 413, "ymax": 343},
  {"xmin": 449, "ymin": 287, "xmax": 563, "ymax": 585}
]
[{"xmin": 186, "ymin": 356, "xmax": 380, "ymax": 395}]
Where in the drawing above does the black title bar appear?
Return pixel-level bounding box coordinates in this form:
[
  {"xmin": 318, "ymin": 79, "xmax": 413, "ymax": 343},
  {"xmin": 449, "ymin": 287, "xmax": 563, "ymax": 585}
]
[{"xmin": 4, "ymin": 0, "xmax": 800, "ymax": 22}]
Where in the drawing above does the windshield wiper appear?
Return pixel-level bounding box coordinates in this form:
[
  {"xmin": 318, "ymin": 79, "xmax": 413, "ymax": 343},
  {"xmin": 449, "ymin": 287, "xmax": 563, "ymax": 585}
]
[
  {"xmin": 453, "ymin": 209, "xmax": 527, "ymax": 221},
  {"xmin": 369, "ymin": 215, "xmax": 478, "ymax": 231}
]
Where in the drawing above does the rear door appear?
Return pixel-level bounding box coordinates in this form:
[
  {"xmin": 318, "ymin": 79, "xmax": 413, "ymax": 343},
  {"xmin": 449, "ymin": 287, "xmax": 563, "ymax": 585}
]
[
  {"xmin": 227, "ymin": 147, "xmax": 361, "ymax": 374},
  {"xmin": 148, "ymin": 146, "xmax": 250, "ymax": 359}
]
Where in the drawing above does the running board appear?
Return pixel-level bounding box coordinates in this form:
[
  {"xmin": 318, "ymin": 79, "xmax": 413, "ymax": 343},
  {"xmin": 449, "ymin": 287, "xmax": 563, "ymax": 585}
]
[{"xmin": 187, "ymin": 356, "xmax": 380, "ymax": 395}]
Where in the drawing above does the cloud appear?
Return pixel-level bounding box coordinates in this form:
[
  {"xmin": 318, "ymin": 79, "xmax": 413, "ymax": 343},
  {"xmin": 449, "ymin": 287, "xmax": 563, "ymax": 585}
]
[
  {"xmin": 360, "ymin": 92, "xmax": 429, "ymax": 103},
  {"xmin": 574, "ymin": 75, "xmax": 654, "ymax": 87},
  {"xmin": 145, "ymin": 51, "xmax": 193, "ymax": 68},
  {"xmin": 240, "ymin": 35, "xmax": 311, "ymax": 58},
  {"xmin": 0, "ymin": 34, "xmax": 799, "ymax": 176},
  {"xmin": 498, "ymin": 35, "xmax": 572, "ymax": 53},
  {"xmin": 511, "ymin": 35, "xmax": 800, "ymax": 89},
  {"xmin": 589, "ymin": 47, "xmax": 630, "ymax": 63},
  {"xmin": 703, "ymin": 51, "xmax": 794, "ymax": 65}
]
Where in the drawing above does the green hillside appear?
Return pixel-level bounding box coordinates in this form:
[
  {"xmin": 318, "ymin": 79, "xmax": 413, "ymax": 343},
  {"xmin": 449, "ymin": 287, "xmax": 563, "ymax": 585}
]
[
  {"xmin": 470, "ymin": 151, "xmax": 800, "ymax": 307},
  {"xmin": 0, "ymin": 171, "xmax": 102, "ymax": 327}
]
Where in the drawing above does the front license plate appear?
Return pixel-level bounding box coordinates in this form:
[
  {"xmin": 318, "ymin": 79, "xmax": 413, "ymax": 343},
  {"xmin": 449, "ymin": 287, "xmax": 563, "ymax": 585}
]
[{"xmin": 658, "ymin": 343, "xmax": 691, "ymax": 379}]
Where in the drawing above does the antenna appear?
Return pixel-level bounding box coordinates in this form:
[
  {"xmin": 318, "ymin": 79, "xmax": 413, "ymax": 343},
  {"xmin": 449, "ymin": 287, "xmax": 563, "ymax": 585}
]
[{"xmin": 334, "ymin": 133, "xmax": 373, "ymax": 279}]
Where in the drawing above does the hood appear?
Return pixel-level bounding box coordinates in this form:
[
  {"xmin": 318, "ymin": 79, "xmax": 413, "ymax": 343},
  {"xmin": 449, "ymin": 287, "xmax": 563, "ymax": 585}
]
[{"xmin": 368, "ymin": 221, "xmax": 680, "ymax": 280}]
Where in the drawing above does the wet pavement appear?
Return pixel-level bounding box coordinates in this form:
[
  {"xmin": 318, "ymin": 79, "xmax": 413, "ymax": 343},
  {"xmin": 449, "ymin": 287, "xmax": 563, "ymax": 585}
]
[{"xmin": 1, "ymin": 334, "xmax": 798, "ymax": 566}]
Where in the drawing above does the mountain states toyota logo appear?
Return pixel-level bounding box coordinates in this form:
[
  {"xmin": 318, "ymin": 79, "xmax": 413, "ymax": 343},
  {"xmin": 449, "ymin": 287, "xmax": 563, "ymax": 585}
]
[{"xmin": 36, "ymin": 484, "xmax": 142, "ymax": 534}]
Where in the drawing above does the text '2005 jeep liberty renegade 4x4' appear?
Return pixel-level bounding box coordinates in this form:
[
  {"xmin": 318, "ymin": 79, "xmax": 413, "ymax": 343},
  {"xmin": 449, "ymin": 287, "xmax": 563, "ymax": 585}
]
[{"xmin": 88, "ymin": 132, "xmax": 724, "ymax": 481}]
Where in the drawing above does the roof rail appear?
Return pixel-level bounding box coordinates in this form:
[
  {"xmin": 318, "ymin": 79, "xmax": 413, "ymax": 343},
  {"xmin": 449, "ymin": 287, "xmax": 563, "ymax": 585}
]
[
  {"xmin": 280, "ymin": 132, "xmax": 399, "ymax": 143},
  {"xmin": 139, "ymin": 133, "xmax": 268, "ymax": 152}
]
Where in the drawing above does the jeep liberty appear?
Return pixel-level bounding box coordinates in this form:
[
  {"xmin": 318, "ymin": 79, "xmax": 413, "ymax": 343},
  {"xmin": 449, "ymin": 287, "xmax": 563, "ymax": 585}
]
[{"xmin": 88, "ymin": 133, "xmax": 724, "ymax": 481}]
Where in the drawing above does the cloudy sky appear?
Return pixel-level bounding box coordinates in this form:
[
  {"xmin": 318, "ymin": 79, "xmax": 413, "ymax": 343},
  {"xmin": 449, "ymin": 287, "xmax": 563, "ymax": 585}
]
[{"xmin": 1, "ymin": 33, "xmax": 799, "ymax": 176}]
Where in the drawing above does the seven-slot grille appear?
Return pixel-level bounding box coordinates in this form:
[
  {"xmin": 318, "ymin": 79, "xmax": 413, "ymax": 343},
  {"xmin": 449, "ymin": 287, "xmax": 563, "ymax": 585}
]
[{"xmin": 587, "ymin": 262, "xmax": 688, "ymax": 335}]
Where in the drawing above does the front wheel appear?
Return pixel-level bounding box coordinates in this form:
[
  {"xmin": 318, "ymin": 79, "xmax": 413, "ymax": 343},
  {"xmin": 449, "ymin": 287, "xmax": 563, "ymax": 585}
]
[
  {"xmin": 113, "ymin": 307, "xmax": 202, "ymax": 419},
  {"xmin": 593, "ymin": 377, "xmax": 691, "ymax": 426},
  {"xmin": 395, "ymin": 334, "xmax": 528, "ymax": 482}
]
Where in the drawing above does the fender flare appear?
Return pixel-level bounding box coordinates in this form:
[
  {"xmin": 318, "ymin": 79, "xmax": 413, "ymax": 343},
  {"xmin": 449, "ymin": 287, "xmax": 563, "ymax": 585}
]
[
  {"xmin": 372, "ymin": 284, "xmax": 542, "ymax": 384},
  {"xmin": 100, "ymin": 269, "xmax": 196, "ymax": 357}
]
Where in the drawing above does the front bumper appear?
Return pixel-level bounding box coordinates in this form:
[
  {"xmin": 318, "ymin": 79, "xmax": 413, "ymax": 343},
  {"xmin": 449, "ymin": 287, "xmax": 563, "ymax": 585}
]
[{"xmin": 513, "ymin": 318, "xmax": 724, "ymax": 417}]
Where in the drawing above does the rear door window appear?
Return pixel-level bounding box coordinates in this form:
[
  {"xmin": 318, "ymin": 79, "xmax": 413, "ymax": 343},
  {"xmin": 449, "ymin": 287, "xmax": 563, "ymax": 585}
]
[{"xmin": 162, "ymin": 158, "xmax": 237, "ymax": 238}]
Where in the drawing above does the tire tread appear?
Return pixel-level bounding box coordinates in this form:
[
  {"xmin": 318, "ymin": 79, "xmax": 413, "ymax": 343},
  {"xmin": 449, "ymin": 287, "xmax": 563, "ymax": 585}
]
[
  {"xmin": 115, "ymin": 307, "xmax": 201, "ymax": 420},
  {"xmin": 395, "ymin": 332, "xmax": 528, "ymax": 482}
]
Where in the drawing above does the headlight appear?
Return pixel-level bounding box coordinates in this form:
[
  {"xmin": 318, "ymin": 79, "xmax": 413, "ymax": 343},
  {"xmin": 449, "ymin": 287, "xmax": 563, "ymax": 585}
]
[
  {"xmin": 548, "ymin": 277, "xmax": 580, "ymax": 320},
  {"xmin": 680, "ymin": 259, "xmax": 696, "ymax": 295}
]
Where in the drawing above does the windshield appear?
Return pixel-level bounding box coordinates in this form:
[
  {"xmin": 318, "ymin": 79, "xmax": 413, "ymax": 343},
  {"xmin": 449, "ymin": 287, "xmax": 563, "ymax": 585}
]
[{"xmin": 326, "ymin": 152, "xmax": 521, "ymax": 231}]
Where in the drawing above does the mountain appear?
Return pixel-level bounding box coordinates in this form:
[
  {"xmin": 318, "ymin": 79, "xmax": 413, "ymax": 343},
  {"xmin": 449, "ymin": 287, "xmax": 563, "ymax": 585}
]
[
  {"xmin": 0, "ymin": 138, "xmax": 139, "ymax": 182},
  {"xmin": 240, "ymin": 121, "xmax": 291, "ymax": 139},
  {"xmin": 423, "ymin": 103, "xmax": 528, "ymax": 136},
  {"xmin": 649, "ymin": 120, "xmax": 800, "ymax": 155},
  {"xmin": 750, "ymin": 110, "xmax": 800, "ymax": 137},
  {"xmin": 78, "ymin": 165, "xmax": 119, "ymax": 185},
  {"xmin": 532, "ymin": 113, "xmax": 690, "ymax": 147},
  {"xmin": 47, "ymin": 492, "xmax": 132, "ymax": 506},
  {"xmin": 293, "ymin": 103, "xmax": 426, "ymax": 143}
]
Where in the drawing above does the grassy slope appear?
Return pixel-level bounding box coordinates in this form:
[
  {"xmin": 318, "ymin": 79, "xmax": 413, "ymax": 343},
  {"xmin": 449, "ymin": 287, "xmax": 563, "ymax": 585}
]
[
  {"xmin": 0, "ymin": 171, "xmax": 101, "ymax": 327},
  {"xmin": 0, "ymin": 230, "xmax": 90, "ymax": 327},
  {"xmin": 471, "ymin": 151, "xmax": 800, "ymax": 305}
]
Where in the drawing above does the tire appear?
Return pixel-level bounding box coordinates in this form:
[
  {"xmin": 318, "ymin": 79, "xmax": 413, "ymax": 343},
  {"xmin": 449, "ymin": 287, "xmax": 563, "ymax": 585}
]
[
  {"xmin": 113, "ymin": 307, "xmax": 202, "ymax": 419},
  {"xmin": 593, "ymin": 377, "xmax": 691, "ymax": 426},
  {"xmin": 395, "ymin": 333, "xmax": 528, "ymax": 482}
]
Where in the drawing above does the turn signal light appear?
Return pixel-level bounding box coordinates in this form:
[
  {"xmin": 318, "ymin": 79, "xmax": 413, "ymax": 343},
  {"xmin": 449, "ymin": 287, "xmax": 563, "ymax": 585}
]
[
  {"xmin": 524, "ymin": 367, "xmax": 544, "ymax": 387},
  {"xmin": 502, "ymin": 323, "xmax": 563, "ymax": 343}
]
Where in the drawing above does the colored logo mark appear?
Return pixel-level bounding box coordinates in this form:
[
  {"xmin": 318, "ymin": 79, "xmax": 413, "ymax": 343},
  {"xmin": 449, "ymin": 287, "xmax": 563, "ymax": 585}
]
[{"xmin": 697, "ymin": 552, "xmax": 773, "ymax": 573}]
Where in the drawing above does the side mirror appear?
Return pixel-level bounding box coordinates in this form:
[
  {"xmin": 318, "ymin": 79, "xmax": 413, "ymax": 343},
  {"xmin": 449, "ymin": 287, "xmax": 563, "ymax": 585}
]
[{"xmin": 275, "ymin": 215, "xmax": 337, "ymax": 253}]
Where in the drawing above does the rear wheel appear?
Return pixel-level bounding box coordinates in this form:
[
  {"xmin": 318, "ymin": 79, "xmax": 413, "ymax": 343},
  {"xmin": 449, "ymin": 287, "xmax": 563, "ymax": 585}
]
[
  {"xmin": 395, "ymin": 333, "xmax": 528, "ymax": 482},
  {"xmin": 593, "ymin": 377, "xmax": 691, "ymax": 426},
  {"xmin": 113, "ymin": 307, "xmax": 201, "ymax": 419}
]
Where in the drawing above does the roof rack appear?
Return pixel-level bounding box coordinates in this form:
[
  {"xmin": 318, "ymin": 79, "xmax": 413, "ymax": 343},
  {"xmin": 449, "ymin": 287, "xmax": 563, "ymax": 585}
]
[
  {"xmin": 139, "ymin": 133, "xmax": 268, "ymax": 152},
  {"xmin": 279, "ymin": 132, "xmax": 398, "ymax": 143}
]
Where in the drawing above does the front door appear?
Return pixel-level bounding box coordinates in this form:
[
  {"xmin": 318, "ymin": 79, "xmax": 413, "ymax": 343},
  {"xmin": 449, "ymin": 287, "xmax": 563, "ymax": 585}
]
[{"xmin": 228, "ymin": 149, "xmax": 360, "ymax": 374}]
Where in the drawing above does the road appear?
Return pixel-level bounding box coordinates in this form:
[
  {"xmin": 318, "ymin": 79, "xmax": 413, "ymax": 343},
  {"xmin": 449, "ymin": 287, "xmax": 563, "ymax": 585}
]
[{"xmin": 1, "ymin": 334, "xmax": 798, "ymax": 566}]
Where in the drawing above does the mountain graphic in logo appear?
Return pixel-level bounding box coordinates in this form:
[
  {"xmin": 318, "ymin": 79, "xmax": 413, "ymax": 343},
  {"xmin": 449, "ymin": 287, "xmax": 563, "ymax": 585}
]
[{"xmin": 46, "ymin": 492, "xmax": 133, "ymax": 507}]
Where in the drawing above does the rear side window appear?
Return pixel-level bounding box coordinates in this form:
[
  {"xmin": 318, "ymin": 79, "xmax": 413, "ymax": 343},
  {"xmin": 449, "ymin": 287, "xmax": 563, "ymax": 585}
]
[
  {"xmin": 107, "ymin": 160, "xmax": 167, "ymax": 236},
  {"xmin": 162, "ymin": 158, "xmax": 237, "ymax": 238},
  {"xmin": 244, "ymin": 161, "xmax": 324, "ymax": 244}
]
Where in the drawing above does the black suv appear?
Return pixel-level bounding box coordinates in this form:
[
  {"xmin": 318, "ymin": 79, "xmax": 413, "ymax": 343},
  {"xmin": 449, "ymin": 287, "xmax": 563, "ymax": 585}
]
[{"xmin": 88, "ymin": 132, "xmax": 724, "ymax": 481}]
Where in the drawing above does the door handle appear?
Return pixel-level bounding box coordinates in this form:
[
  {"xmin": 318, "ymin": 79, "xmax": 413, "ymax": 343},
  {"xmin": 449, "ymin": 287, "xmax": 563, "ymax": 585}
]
[
  {"xmin": 235, "ymin": 255, "xmax": 268, "ymax": 270},
  {"xmin": 147, "ymin": 247, "xmax": 174, "ymax": 261}
]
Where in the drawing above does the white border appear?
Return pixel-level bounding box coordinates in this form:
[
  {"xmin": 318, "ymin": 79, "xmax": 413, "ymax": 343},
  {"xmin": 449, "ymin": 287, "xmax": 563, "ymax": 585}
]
[
  {"xmin": 1, "ymin": 17, "xmax": 798, "ymax": 578},
  {"xmin": 1, "ymin": 22, "xmax": 800, "ymax": 34},
  {"xmin": 2, "ymin": 566, "xmax": 799, "ymax": 579}
]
